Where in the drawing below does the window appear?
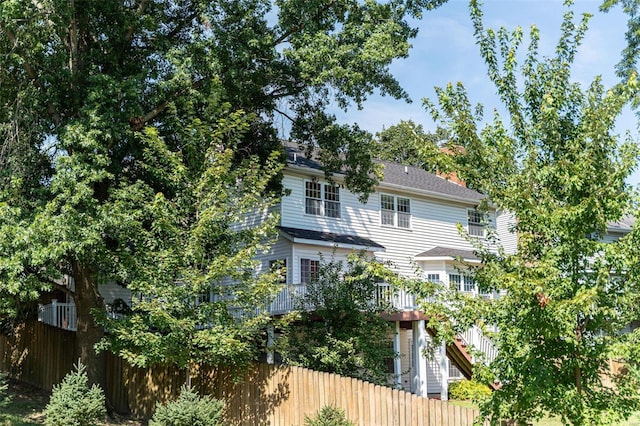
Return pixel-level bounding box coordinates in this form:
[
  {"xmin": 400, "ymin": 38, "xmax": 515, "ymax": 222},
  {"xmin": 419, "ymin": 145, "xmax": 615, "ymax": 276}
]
[
  {"xmin": 300, "ymin": 259, "xmax": 320, "ymax": 284},
  {"xmin": 380, "ymin": 194, "xmax": 411, "ymax": 228},
  {"xmin": 269, "ymin": 259, "xmax": 287, "ymax": 284},
  {"xmin": 427, "ymin": 274, "xmax": 441, "ymax": 283},
  {"xmin": 305, "ymin": 181, "xmax": 340, "ymax": 218},
  {"xmin": 468, "ymin": 209, "xmax": 486, "ymax": 237},
  {"xmin": 449, "ymin": 273, "xmax": 476, "ymax": 293}
]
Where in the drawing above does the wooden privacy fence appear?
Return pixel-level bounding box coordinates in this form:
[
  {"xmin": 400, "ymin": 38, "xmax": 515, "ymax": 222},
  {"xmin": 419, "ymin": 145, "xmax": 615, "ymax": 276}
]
[{"xmin": 0, "ymin": 321, "xmax": 486, "ymax": 425}]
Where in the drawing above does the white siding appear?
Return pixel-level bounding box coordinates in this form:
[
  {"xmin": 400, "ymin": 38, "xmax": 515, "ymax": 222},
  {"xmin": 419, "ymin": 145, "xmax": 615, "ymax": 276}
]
[
  {"xmin": 398, "ymin": 328, "xmax": 442, "ymax": 394},
  {"xmin": 280, "ymin": 173, "xmax": 488, "ymax": 280},
  {"xmin": 99, "ymin": 282, "xmax": 131, "ymax": 306},
  {"xmin": 496, "ymin": 210, "xmax": 518, "ymax": 254}
]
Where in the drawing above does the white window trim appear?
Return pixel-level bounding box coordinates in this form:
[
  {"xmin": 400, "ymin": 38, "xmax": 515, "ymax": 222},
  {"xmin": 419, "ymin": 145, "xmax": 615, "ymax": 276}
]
[
  {"xmin": 380, "ymin": 193, "xmax": 411, "ymax": 229},
  {"xmin": 304, "ymin": 180, "xmax": 341, "ymax": 218},
  {"xmin": 467, "ymin": 208, "xmax": 487, "ymax": 238}
]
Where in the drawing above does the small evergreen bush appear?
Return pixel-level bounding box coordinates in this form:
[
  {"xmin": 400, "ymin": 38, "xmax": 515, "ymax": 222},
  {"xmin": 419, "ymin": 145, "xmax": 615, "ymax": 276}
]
[
  {"xmin": 448, "ymin": 379, "xmax": 491, "ymax": 402},
  {"xmin": 150, "ymin": 385, "xmax": 224, "ymax": 426},
  {"xmin": 0, "ymin": 372, "xmax": 11, "ymax": 408},
  {"xmin": 304, "ymin": 406, "xmax": 355, "ymax": 426},
  {"xmin": 44, "ymin": 362, "xmax": 106, "ymax": 426}
]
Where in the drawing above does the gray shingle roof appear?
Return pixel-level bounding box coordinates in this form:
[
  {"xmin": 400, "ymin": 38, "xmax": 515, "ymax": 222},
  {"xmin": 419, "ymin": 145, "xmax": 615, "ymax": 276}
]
[
  {"xmin": 378, "ymin": 160, "xmax": 484, "ymax": 203},
  {"xmin": 415, "ymin": 246, "xmax": 479, "ymax": 261},
  {"xmin": 284, "ymin": 141, "xmax": 484, "ymax": 204},
  {"xmin": 278, "ymin": 226, "xmax": 385, "ymax": 249},
  {"xmin": 607, "ymin": 215, "xmax": 635, "ymax": 233}
]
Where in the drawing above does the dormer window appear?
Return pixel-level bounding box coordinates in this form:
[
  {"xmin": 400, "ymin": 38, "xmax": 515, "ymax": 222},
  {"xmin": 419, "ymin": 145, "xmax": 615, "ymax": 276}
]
[
  {"xmin": 305, "ymin": 181, "xmax": 340, "ymax": 218},
  {"xmin": 381, "ymin": 194, "xmax": 411, "ymax": 229}
]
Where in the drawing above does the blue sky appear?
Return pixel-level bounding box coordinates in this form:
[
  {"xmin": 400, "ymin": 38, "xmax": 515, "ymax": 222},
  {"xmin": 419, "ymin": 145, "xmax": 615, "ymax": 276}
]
[{"xmin": 331, "ymin": 0, "xmax": 640, "ymax": 185}]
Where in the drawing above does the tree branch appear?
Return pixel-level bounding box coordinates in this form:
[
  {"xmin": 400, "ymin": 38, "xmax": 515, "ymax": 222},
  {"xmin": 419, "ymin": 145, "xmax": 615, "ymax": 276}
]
[
  {"xmin": 0, "ymin": 23, "xmax": 41, "ymax": 88},
  {"xmin": 274, "ymin": 107, "xmax": 296, "ymax": 123},
  {"xmin": 130, "ymin": 77, "xmax": 207, "ymax": 130},
  {"xmin": 124, "ymin": 0, "xmax": 150, "ymax": 42},
  {"xmin": 25, "ymin": 267, "xmax": 74, "ymax": 297},
  {"xmin": 272, "ymin": 0, "xmax": 338, "ymax": 47}
]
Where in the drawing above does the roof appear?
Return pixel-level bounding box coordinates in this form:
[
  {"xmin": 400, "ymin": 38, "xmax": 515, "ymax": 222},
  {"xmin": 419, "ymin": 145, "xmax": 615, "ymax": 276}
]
[
  {"xmin": 607, "ymin": 215, "xmax": 635, "ymax": 233},
  {"xmin": 278, "ymin": 226, "xmax": 385, "ymax": 251},
  {"xmin": 414, "ymin": 246, "xmax": 479, "ymax": 262},
  {"xmin": 284, "ymin": 141, "xmax": 484, "ymax": 204}
]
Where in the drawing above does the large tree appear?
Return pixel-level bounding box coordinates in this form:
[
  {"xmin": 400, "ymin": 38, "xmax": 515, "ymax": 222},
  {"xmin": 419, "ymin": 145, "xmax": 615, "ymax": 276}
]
[
  {"xmin": 424, "ymin": 1, "xmax": 640, "ymax": 424},
  {"xmin": 0, "ymin": 0, "xmax": 447, "ymax": 389}
]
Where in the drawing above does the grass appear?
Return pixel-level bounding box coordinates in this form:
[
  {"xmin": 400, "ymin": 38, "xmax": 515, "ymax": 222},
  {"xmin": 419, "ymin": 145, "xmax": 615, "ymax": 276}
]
[
  {"xmin": 0, "ymin": 378, "xmax": 142, "ymax": 426},
  {"xmin": 448, "ymin": 398, "xmax": 640, "ymax": 426}
]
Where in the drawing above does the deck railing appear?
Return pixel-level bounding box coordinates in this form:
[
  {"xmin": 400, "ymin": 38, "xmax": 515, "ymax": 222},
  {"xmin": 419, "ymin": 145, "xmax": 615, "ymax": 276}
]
[
  {"xmin": 460, "ymin": 325, "xmax": 498, "ymax": 364},
  {"xmin": 38, "ymin": 300, "xmax": 78, "ymax": 331}
]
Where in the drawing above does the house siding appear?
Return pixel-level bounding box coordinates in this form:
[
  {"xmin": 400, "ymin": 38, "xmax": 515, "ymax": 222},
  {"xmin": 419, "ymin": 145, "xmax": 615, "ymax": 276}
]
[{"xmin": 280, "ymin": 173, "xmax": 490, "ymax": 280}]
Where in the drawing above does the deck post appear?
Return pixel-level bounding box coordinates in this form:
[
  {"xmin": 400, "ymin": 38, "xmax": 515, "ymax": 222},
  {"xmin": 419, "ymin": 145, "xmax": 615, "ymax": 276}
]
[
  {"xmin": 412, "ymin": 319, "xmax": 428, "ymax": 397},
  {"xmin": 393, "ymin": 321, "xmax": 402, "ymax": 388},
  {"xmin": 440, "ymin": 340, "xmax": 449, "ymax": 400},
  {"xmin": 51, "ymin": 299, "xmax": 58, "ymax": 328}
]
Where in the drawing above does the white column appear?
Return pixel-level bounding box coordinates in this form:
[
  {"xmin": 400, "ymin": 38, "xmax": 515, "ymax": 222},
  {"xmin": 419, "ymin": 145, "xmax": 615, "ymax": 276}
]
[
  {"xmin": 440, "ymin": 340, "xmax": 449, "ymax": 400},
  {"xmin": 393, "ymin": 321, "xmax": 402, "ymax": 389},
  {"xmin": 412, "ymin": 320, "xmax": 428, "ymax": 397},
  {"xmin": 266, "ymin": 324, "xmax": 275, "ymax": 365}
]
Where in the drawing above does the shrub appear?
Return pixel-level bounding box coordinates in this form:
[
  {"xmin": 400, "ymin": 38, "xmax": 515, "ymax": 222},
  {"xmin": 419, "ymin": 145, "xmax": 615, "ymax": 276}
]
[
  {"xmin": 448, "ymin": 379, "xmax": 492, "ymax": 402},
  {"xmin": 44, "ymin": 362, "xmax": 106, "ymax": 426},
  {"xmin": 304, "ymin": 406, "xmax": 355, "ymax": 426},
  {"xmin": 0, "ymin": 372, "xmax": 10, "ymax": 408},
  {"xmin": 150, "ymin": 385, "xmax": 224, "ymax": 426}
]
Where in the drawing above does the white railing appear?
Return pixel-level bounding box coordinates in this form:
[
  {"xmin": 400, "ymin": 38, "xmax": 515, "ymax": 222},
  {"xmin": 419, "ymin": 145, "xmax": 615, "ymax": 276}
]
[
  {"xmin": 38, "ymin": 284, "xmax": 424, "ymax": 331},
  {"xmin": 267, "ymin": 283, "xmax": 419, "ymax": 315},
  {"xmin": 38, "ymin": 300, "xmax": 77, "ymax": 331},
  {"xmin": 460, "ymin": 325, "xmax": 498, "ymax": 365}
]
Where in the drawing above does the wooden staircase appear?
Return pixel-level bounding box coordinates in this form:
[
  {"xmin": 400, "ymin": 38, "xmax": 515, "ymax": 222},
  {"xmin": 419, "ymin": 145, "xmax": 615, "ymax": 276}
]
[
  {"xmin": 425, "ymin": 326, "xmax": 499, "ymax": 389},
  {"xmin": 445, "ymin": 333, "xmax": 500, "ymax": 390}
]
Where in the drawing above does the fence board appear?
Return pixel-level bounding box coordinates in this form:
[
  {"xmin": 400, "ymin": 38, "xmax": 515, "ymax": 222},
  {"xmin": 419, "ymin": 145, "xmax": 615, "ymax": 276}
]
[{"xmin": 1, "ymin": 321, "xmax": 488, "ymax": 425}]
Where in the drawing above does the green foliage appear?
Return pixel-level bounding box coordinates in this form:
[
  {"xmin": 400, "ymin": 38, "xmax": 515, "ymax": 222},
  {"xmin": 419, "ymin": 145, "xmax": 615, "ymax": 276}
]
[
  {"xmin": 448, "ymin": 379, "xmax": 491, "ymax": 402},
  {"xmin": 304, "ymin": 406, "xmax": 355, "ymax": 426},
  {"xmin": 0, "ymin": 372, "xmax": 10, "ymax": 408},
  {"xmin": 373, "ymin": 121, "xmax": 453, "ymax": 173},
  {"xmin": 149, "ymin": 386, "xmax": 224, "ymax": 426},
  {"xmin": 424, "ymin": 1, "xmax": 640, "ymax": 425},
  {"xmin": 0, "ymin": 0, "xmax": 449, "ymax": 384},
  {"xmin": 280, "ymin": 252, "xmax": 400, "ymax": 385},
  {"xmin": 600, "ymin": 0, "xmax": 640, "ymax": 91},
  {"xmin": 44, "ymin": 363, "xmax": 106, "ymax": 426}
]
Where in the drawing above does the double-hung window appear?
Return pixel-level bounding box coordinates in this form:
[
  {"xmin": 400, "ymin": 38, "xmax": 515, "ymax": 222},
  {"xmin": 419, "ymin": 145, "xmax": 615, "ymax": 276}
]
[
  {"xmin": 380, "ymin": 194, "xmax": 411, "ymax": 229},
  {"xmin": 300, "ymin": 259, "xmax": 320, "ymax": 284},
  {"xmin": 468, "ymin": 209, "xmax": 486, "ymax": 237},
  {"xmin": 305, "ymin": 181, "xmax": 340, "ymax": 218}
]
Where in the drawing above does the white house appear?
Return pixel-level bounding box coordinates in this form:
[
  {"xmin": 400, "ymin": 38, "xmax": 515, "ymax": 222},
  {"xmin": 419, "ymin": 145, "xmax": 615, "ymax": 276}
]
[
  {"xmin": 256, "ymin": 142, "xmax": 516, "ymax": 398},
  {"xmin": 38, "ymin": 141, "xmax": 514, "ymax": 398}
]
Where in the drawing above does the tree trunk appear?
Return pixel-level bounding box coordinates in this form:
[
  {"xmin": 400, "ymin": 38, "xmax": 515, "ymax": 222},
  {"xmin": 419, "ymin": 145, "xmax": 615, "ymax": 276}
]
[{"xmin": 72, "ymin": 261, "xmax": 106, "ymax": 389}]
